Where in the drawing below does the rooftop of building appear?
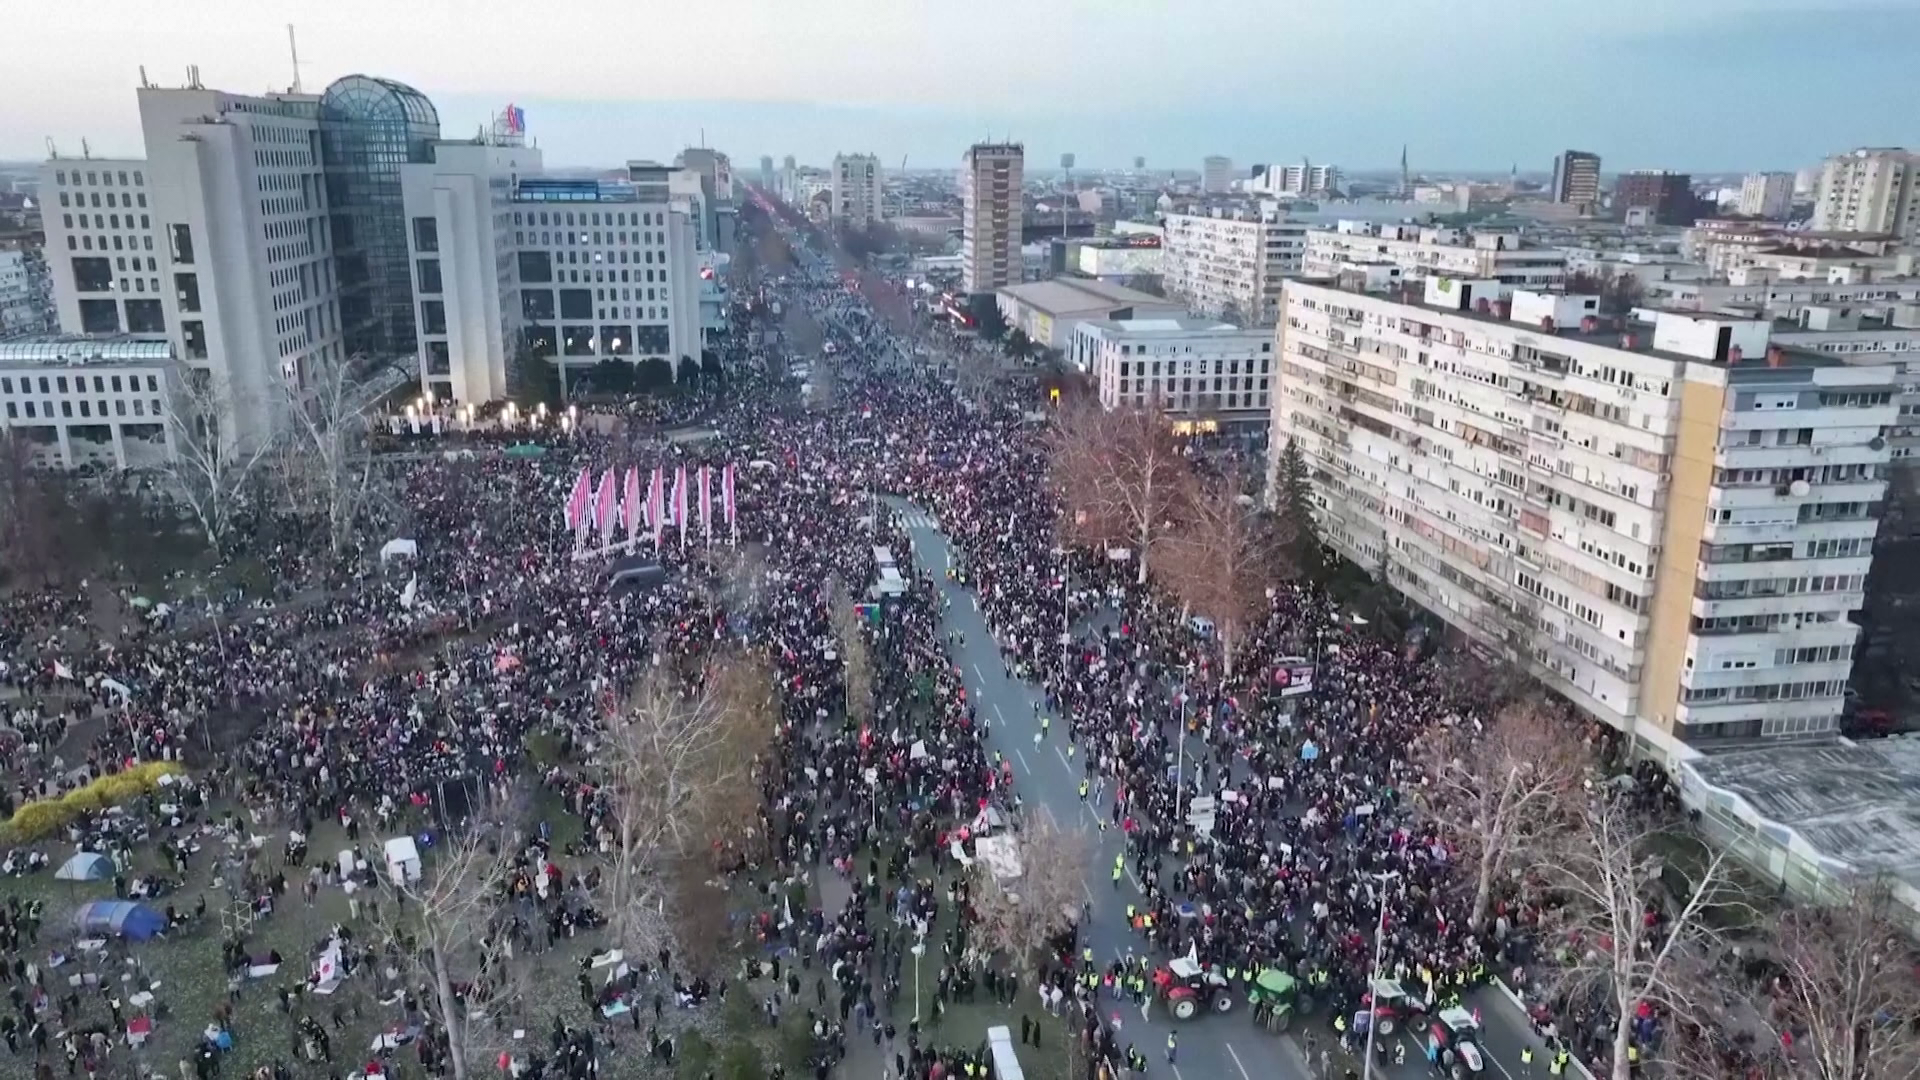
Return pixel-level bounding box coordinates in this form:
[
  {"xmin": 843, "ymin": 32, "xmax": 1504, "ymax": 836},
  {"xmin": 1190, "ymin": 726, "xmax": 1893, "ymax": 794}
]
[
  {"xmin": 512, "ymin": 178, "xmax": 662, "ymax": 205},
  {"xmin": 1078, "ymin": 316, "xmax": 1255, "ymax": 336},
  {"xmin": 1682, "ymin": 736, "xmax": 1920, "ymax": 890},
  {"xmin": 0, "ymin": 335, "xmax": 173, "ymax": 368},
  {"xmin": 998, "ymin": 277, "xmax": 1177, "ymax": 314},
  {"xmin": 1300, "ymin": 275, "xmax": 1857, "ymax": 376}
]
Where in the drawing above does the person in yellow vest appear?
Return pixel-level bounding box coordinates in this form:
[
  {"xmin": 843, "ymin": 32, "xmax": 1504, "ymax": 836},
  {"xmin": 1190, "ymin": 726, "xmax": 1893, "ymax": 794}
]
[
  {"xmin": 1079, "ymin": 779, "xmax": 1090, "ymax": 800},
  {"xmin": 1549, "ymin": 1050, "xmax": 1567, "ymax": 1077},
  {"xmin": 1627, "ymin": 1044, "xmax": 1640, "ymax": 1070},
  {"xmin": 1113, "ymin": 853, "xmax": 1125, "ymax": 888},
  {"xmin": 1520, "ymin": 1045, "xmax": 1534, "ymax": 1077}
]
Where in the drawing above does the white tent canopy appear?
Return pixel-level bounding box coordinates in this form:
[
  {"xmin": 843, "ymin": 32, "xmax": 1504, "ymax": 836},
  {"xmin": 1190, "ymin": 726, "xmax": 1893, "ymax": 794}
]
[{"xmin": 379, "ymin": 539, "xmax": 419, "ymax": 564}]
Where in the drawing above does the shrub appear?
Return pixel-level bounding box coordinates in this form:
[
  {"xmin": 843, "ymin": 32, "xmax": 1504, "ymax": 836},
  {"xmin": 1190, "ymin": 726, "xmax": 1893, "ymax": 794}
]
[{"xmin": 5, "ymin": 762, "xmax": 186, "ymax": 841}]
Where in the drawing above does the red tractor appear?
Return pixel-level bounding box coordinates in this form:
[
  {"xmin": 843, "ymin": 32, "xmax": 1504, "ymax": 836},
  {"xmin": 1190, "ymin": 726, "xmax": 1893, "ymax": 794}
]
[{"xmin": 1152, "ymin": 953, "xmax": 1234, "ymax": 1021}]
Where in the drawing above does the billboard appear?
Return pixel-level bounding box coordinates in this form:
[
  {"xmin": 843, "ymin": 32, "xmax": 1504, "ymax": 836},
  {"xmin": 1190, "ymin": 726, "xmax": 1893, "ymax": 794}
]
[{"xmin": 1271, "ymin": 657, "xmax": 1316, "ymax": 698}]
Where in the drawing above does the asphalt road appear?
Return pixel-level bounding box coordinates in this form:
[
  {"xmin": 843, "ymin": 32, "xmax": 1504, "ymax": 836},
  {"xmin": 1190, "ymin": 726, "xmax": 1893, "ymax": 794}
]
[{"xmin": 891, "ymin": 503, "xmax": 1566, "ymax": 1080}]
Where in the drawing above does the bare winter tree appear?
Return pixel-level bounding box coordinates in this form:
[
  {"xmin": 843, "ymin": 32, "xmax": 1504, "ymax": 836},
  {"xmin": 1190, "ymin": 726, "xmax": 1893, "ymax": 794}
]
[
  {"xmin": 375, "ymin": 814, "xmax": 526, "ymax": 1080},
  {"xmin": 970, "ymin": 813, "xmax": 1093, "ymax": 976},
  {"xmin": 827, "ymin": 575, "xmax": 875, "ymax": 731},
  {"xmin": 1545, "ymin": 794, "xmax": 1748, "ymax": 1080},
  {"xmin": 1157, "ymin": 466, "xmax": 1293, "ymax": 679},
  {"xmin": 1747, "ymin": 878, "xmax": 1920, "ymax": 1080},
  {"xmin": 162, "ymin": 369, "xmax": 277, "ymax": 550},
  {"xmin": 1420, "ymin": 699, "xmax": 1589, "ymax": 932},
  {"xmin": 597, "ymin": 653, "xmax": 777, "ymax": 974},
  {"xmin": 280, "ymin": 353, "xmax": 380, "ymax": 558},
  {"xmin": 1047, "ymin": 398, "xmax": 1192, "ymax": 585}
]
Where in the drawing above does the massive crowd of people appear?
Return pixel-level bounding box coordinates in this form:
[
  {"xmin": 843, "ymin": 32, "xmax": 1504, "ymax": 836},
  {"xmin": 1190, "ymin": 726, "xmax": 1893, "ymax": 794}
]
[{"xmin": 0, "ymin": 209, "xmax": 1692, "ymax": 1080}]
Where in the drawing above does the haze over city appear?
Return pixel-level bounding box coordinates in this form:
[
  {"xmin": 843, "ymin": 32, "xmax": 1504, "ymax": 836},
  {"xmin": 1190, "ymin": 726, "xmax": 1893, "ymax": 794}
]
[{"xmin": 5, "ymin": 0, "xmax": 1917, "ymax": 168}]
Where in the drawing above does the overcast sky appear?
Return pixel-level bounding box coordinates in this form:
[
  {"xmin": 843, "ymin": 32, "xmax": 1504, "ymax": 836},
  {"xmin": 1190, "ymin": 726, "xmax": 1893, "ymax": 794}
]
[{"xmin": 5, "ymin": 0, "xmax": 1916, "ymax": 173}]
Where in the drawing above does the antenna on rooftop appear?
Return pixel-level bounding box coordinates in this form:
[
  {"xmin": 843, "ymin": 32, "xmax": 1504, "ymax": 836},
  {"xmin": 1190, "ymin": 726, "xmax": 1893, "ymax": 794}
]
[
  {"xmin": 81, "ymin": 138, "xmax": 91, "ymax": 159},
  {"xmin": 139, "ymin": 66, "xmax": 152, "ymax": 89},
  {"xmin": 46, "ymin": 137, "xmax": 58, "ymax": 160},
  {"xmin": 288, "ymin": 25, "xmax": 303, "ymax": 94}
]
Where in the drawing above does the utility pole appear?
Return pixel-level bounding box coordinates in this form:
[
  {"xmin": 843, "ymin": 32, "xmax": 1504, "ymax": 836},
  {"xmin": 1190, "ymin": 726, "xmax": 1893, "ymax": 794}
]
[{"xmin": 1362, "ymin": 870, "xmax": 1403, "ymax": 1080}]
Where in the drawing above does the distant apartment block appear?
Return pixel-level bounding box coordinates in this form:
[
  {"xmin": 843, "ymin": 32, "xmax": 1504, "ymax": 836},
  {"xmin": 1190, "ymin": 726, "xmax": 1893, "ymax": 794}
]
[
  {"xmin": 1161, "ymin": 210, "xmax": 1308, "ymax": 326},
  {"xmin": 1737, "ymin": 172, "xmax": 1795, "ymax": 221},
  {"xmin": 1303, "ymin": 221, "xmax": 1566, "ymax": 291},
  {"xmin": 1551, "ymin": 150, "xmax": 1602, "ymax": 211},
  {"xmin": 962, "ymin": 143, "xmax": 1024, "ymax": 295},
  {"xmin": 1811, "ymin": 148, "xmax": 1920, "ymax": 244},
  {"xmin": 831, "ymin": 153, "xmax": 884, "ymax": 229}
]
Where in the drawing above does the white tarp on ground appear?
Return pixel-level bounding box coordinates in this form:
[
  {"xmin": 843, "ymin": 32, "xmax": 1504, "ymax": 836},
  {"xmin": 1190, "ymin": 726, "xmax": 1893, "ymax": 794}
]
[
  {"xmin": 976, "ymin": 834, "xmax": 1023, "ymax": 884},
  {"xmin": 380, "ymin": 539, "xmax": 419, "ymax": 564}
]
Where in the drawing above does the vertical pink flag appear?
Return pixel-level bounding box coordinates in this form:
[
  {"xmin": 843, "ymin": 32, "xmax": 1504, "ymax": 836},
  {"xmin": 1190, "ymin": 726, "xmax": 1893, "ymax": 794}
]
[
  {"xmin": 649, "ymin": 466, "xmax": 666, "ymax": 546},
  {"xmin": 673, "ymin": 465, "xmax": 689, "ymax": 548},
  {"xmin": 723, "ymin": 463, "xmax": 738, "ymax": 545},
  {"xmin": 699, "ymin": 465, "xmax": 712, "ymax": 545},
  {"xmin": 564, "ymin": 469, "xmax": 591, "ymax": 532},
  {"xmin": 595, "ymin": 469, "xmax": 618, "ymax": 545},
  {"xmin": 623, "ymin": 467, "xmax": 642, "ymax": 544}
]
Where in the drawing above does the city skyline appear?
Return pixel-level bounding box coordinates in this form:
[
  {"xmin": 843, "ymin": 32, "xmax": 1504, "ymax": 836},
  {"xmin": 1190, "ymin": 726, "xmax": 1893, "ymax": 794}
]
[{"xmin": 5, "ymin": 0, "xmax": 1918, "ymax": 172}]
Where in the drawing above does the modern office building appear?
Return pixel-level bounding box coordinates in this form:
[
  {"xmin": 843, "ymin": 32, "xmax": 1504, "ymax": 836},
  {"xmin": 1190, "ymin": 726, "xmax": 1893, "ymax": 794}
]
[
  {"xmin": 1067, "ymin": 316, "xmax": 1273, "ymax": 430},
  {"xmin": 0, "ymin": 337, "xmax": 177, "ymax": 469},
  {"xmin": 830, "ymin": 153, "xmax": 884, "ymax": 228},
  {"xmin": 674, "ymin": 148, "xmax": 735, "ymax": 253},
  {"xmin": 40, "ymin": 82, "xmax": 345, "ymax": 451},
  {"xmin": 1270, "ymin": 275, "xmax": 1896, "ymax": 746},
  {"xmin": 779, "ymin": 155, "xmax": 797, "ymax": 202},
  {"xmin": 1161, "ymin": 210, "xmax": 1309, "ymax": 325},
  {"xmin": 319, "ymin": 75, "xmax": 441, "ymax": 359},
  {"xmin": 1613, "ymin": 170, "xmax": 1698, "ymax": 226},
  {"xmin": 962, "ymin": 143, "xmax": 1024, "ymax": 295},
  {"xmin": 759, "ymin": 155, "xmax": 774, "ymax": 190},
  {"xmin": 1810, "ymin": 148, "xmax": 1920, "ymax": 243},
  {"xmin": 1551, "ymin": 150, "xmax": 1602, "ymax": 211},
  {"xmin": 1201, "ymin": 156, "xmax": 1234, "ymax": 195},
  {"xmin": 1303, "ymin": 221, "xmax": 1566, "ymax": 291},
  {"xmin": 403, "ymin": 144, "xmax": 704, "ymax": 403},
  {"xmin": 1736, "ymin": 172, "xmax": 1795, "ymax": 221}
]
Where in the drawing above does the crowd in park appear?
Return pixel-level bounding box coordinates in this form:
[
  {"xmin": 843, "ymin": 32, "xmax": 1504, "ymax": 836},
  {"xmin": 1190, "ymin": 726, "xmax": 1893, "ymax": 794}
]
[{"xmin": 0, "ymin": 198, "xmax": 1906, "ymax": 1080}]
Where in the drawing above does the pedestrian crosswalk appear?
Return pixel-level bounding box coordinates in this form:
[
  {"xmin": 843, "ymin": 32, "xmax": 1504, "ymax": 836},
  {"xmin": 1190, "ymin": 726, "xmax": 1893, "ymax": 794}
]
[{"xmin": 894, "ymin": 507, "xmax": 939, "ymax": 530}]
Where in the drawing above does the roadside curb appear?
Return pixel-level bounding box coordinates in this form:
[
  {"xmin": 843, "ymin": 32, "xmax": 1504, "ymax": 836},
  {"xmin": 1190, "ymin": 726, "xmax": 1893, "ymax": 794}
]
[{"xmin": 1491, "ymin": 977, "xmax": 1597, "ymax": 1080}]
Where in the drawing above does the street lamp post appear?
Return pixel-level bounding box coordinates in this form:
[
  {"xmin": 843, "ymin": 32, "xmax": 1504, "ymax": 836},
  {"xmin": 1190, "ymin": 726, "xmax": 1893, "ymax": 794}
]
[
  {"xmin": 910, "ymin": 940, "xmax": 926, "ymax": 1023},
  {"xmin": 1362, "ymin": 870, "xmax": 1403, "ymax": 1080}
]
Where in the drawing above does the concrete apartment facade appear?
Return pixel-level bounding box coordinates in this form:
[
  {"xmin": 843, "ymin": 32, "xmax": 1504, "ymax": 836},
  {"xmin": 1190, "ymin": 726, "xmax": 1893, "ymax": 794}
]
[
  {"xmin": 1161, "ymin": 210, "xmax": 1308, "ymax": 326},
  {"xmin": 1304, "ymin": 221, "xmax": 1566, "ymax": 291},
  {"xmin": 1811, "ymin": 148, "xmax": 1920, "ymax": 243},
  {"xmin": 1269, "ymin": 276, "xmax": 1896, "ymax": 748},
  {"xmin": 830, "ymin": 153, "xmax": 884, "ymax": 229},
  {"xmin": 962, "ymin": 143, "xmax": 1023, "ymax": 295}
]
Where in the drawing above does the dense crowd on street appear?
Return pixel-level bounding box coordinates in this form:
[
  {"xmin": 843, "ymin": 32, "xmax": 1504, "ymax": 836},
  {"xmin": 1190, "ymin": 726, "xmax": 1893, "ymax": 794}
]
[{"xmin": 0, "ymin": 209, "xmax": 1709, "ymax": 1080}]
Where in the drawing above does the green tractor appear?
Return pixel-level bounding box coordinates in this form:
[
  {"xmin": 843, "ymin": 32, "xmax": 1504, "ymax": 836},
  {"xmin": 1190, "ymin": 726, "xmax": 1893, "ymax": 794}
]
[{"xmin": 1247, "ymin": 968, "xmax": 1312, "ymax": 1033}]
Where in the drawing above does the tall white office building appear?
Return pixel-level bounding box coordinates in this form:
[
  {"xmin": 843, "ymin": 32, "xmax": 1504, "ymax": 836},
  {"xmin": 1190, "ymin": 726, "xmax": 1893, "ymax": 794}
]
[
  {"xmin": 40, "ymin": 84, "xmax": 342, "ymax": 450},
  {"xmin": 403, "ymin": 146, "xmax": 705, "ymax": 403},
  {"xmin": 831, "ymin": 153, "xmax": 884, "ymax": 228},
  {"xmin": 1201, "ymin": 156, "xmax": 1234, "ymax": 194},
  {"xmin": 962, "ymin": 143, "xmax": 1024, "ymax": 295},
  {"xmin": 1737, "ymin": 172, "xmax": 1795, "ymax": 221},
  {"xmin": 1811, "ymin": 148, "xmax": 1920, "ymax": 241}
]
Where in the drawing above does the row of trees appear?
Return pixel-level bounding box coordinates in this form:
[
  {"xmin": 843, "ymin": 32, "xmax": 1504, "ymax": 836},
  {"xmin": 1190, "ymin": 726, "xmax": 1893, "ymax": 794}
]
[
  {"xmin": 1424, "ymin": 700, "xmax": 1920, "ymax": 1080},
  {"xmin": 1047, "ymin": 399, "xmax": 1315, "ymax": 676}
]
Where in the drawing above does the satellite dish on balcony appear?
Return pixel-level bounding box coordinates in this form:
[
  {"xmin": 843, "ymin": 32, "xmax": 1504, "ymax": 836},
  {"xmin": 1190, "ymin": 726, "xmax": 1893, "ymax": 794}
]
[
  {"xmin": 1870, "ymin": 436, "xmax": 1887, "ymax": 451},
  {"xmin": 1790, "ymin": 479, "xmax": 1811, "ymax": 497}
]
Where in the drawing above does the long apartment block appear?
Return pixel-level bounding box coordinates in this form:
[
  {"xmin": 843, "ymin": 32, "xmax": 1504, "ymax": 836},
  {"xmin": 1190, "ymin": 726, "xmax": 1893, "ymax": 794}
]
[{"xmin": 1270, "ymin": 275, "xmax": 1898, "ymax": 746}]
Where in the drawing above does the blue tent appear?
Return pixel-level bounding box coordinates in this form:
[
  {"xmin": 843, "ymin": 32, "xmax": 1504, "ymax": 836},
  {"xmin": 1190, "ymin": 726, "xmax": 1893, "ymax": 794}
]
[
  {"xmin": 72, "ymin": 900, "xmax": 166, "ymax": 941},
  {"xmin": 55, "ymin": 852, "xmax": 113, "ymax": 882}
]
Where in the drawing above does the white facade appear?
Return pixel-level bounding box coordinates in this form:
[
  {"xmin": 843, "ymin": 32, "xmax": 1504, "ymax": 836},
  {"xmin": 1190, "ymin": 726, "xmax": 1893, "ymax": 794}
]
[
  {"xmin": 1160, "ymin": 211, "xmax": 1307, "ymax": 326},
  {"xmin": 1650, "ymin": 277, "xmax": 1920, "ymax": 321},
  {"xmin": 405, "ymin": 154, "xmax": 704, "ymax": 403},
  {"xmin": 0, "ymin": 338, "xmax": 177, "ymax": 469},
  {"xmin": 1076, "ymin": 242, "xmax": 1162, "ymax": 280},
  {"xmin": 1737, "ymin": 172, "xmax": 1795, "ymax": 220},
  {"xmin": 1251, "ymin": 163, "xmax": 1339, "ymax": 198},
  {"xmin": 1304, "ymin": 221, "xmax": 1566, "ymax": 291},
  {"xmin": 962, "ymin": 144, "xmax": 1023, "ymax": 295},
  {"xmin": 831, "ymin": 153, "xmax": 884, "ymax": 229},
  {"xmin": 1068, "ymin": 317, "xmax": 1273, "ymax": 424},
  {"xmin": 1270, "ymin": 279, "xmax": 1895, "ymax": 743},
  {"xmin": 1201, "ymin": 156, "xmax": 1234, "ymax": 195},
  {"xmin": 1811, "ymin": 148, "xmax": 1920, "ymax": 242},
  {"xmin": 399, "ymin": 140, "xmax": 542, "ymax": 403}
]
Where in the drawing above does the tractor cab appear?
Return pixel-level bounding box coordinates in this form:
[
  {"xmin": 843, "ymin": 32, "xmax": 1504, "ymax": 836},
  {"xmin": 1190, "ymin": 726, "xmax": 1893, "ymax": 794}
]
[
  {"xmin": 1367, "ymin": 977, "xmax": 1426, "ymax": 1035},
  {"xmin": 1153, "ymin": 950, "xmax": 1234, "ymax": 1021},
  {"xmin": 1247, "ymin": 968, "xmax": 1301, "ymax": 1032},
  {"xmin": 1425, "ymin": 1005, "xmax": 1486, "ymax": 1080}
]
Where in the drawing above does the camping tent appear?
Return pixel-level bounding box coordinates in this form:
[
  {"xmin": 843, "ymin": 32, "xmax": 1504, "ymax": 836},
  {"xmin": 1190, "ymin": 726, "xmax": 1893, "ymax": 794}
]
[
  {"xmin": 72, "ymin": 900, "xmax": 165, "ymax": 941},
  {"xmin": 55, "ymin": 852, "xmax": 114, "ymax": 882}
]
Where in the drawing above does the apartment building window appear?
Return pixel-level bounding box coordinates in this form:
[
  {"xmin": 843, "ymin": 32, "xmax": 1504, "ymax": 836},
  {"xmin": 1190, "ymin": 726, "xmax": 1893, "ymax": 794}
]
[{"xmin": 412, "ymin": 217, "xmax": 439, "ymax": 253}]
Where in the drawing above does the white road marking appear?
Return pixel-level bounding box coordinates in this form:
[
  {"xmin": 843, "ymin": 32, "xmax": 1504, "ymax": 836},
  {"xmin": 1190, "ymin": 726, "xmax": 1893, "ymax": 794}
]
[
  {"xmin": 1055, "ymin": 745, "xmax": 1074, "ymax": 774},
  {"xmin": 972, "ymin": 663, "xmax": 985, "ymax": 683},
  {"xmin": 1226, "ymin": 1042, "xmax": 1252, "ymax": 1080},
  {"xmin": 1014, "ymin": 748, "xmax": 1032, "ymax": 776},
  {"xmin": 1040, "ymin": 802, "xmax": 1058, "ymax": 826},
  {"xmin": 993, "ymin": 703, "xmax": 1005, "ymax": 721}
]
